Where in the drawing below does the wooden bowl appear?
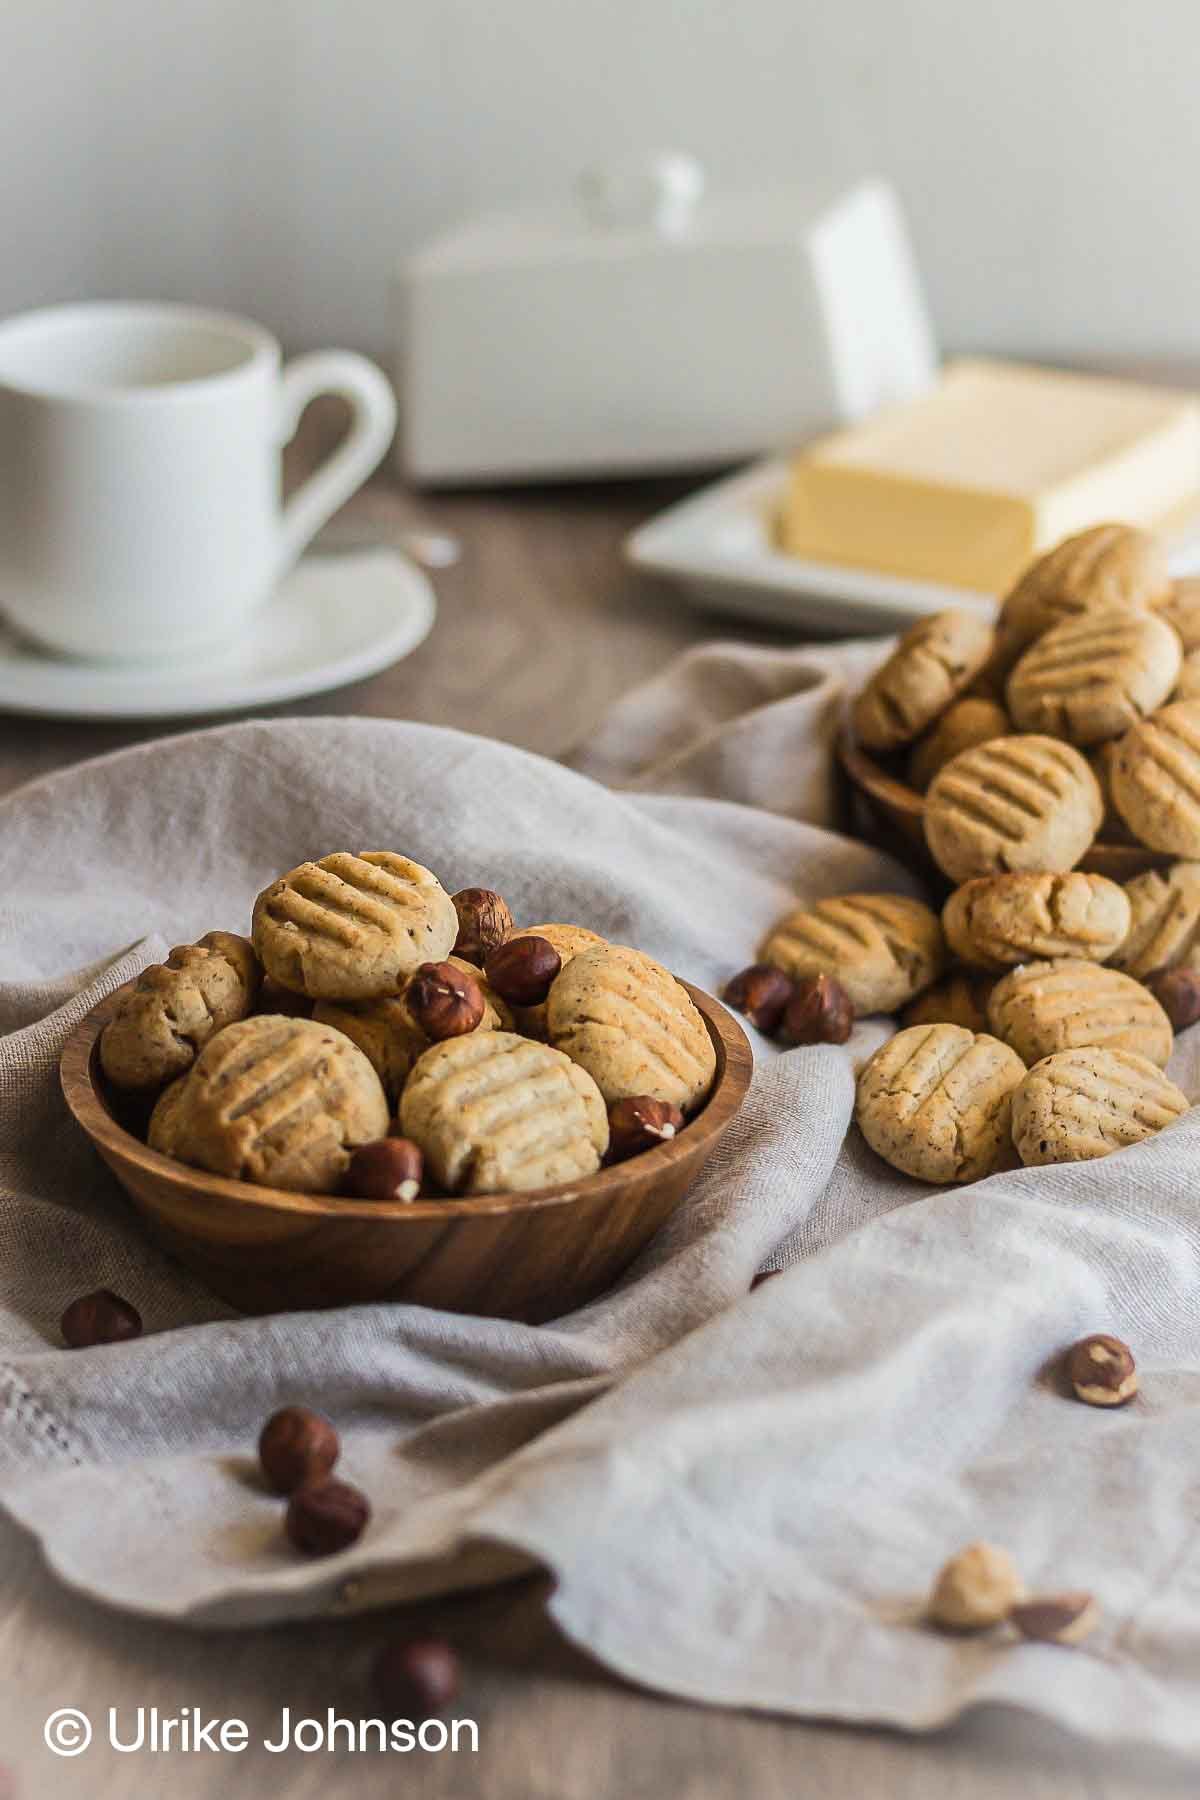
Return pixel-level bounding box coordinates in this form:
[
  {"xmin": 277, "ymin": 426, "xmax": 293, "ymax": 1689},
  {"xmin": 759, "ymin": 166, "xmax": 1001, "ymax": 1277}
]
[
  {"xmin": 837, "ymin": 728, "xmax": 1172, "ymax": 884},
  {"xmin": 60, "ymin": 981, "xmax": 752, "ymax": 1324}
]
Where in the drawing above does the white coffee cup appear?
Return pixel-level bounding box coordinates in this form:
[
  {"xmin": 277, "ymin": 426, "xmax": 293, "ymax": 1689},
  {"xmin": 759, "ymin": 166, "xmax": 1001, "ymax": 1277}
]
[{"xmin": 0, "ymin": 301, "xmax": 397, "ymax": 661}]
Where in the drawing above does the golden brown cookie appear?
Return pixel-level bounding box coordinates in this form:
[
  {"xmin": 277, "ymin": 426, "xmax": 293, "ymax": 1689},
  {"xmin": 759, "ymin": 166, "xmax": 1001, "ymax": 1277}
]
[
  {"xmin": 1005, "ymin": 607, "xmax": 1181, "ymax": 745},
  {"xmin": 986, "ymin": 959, "xmax": 1174, "ymax": 1068},
  {"xmin": 1175, "ymin": 649, "xmax": 1200, "ymax": 702},
  {"xmin": 172, "ymin": 1014, "xmax": 389, "ymax": 1192},
  {"xmin": 1110, "ymin": 701, "xmax": 1200, "ymax": 855},
  {"xmin": 852, "ymin": 610, "xmax": 994, "ymax": 752},
  {"xmin": 855, "ymin": 1023, "xmax": 1026, "ymax": 1183},
  {"xmin": 1160, "ymin": 577, "xmax": 1200, "ymax": 651},
  {"xmin": 923, "ymin": 736, "xmax": 1102, "ymax": 883},
  {"xmin": 399, "ymin": 1031, "xmax": 608, "ymax": 1193},
  {"xmin": 99, "ymin": 931, "xmax": 260, "ymax": 1092},
  {"xmin": 1011, "ymin": 1047, "xmax": 1188, "ymax": 1166},
  {"xmin": 907, "ymin": 698, "xmax": 1010, "ymax": 792},
  {"xmin": 146, "ymin": 1075, "xmax": 191, "ymax": 1156},
  {"xmin": 900, "ymin": 972, "xmax": 996, "ymax": 1035},
  {"xmin": 504, "ymin": 923, "xmax": 607, "ymax": 1040},
  {"xmin": 546, "ymin": 944, "xmax": 716, "ymax": 1113},
  {"xmin": 761, "ymin": 893, "xmax": 944, "ymax": 1015},
  {"xmin": 1110, "ymin": 862, "xmax": 1200, "ymax": 978},
  {"xmin": 994, "ymin": 524, "xmax": 1171, "ymax": 675},
  {"xmin": 942, "ymin": 872, "xmax": 1131, "ymax": 971},
  {"xmin": 312, "ymin": 958, "xmax": 512, "ymax": 1102},
  {"xmin": 252, "ymin": 852, "xmax": 458, "ymax": 1001}
]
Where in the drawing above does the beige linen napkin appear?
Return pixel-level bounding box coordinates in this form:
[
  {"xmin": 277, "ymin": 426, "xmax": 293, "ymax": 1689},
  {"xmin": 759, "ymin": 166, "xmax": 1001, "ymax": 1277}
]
[{"xmin": 3, "ymin": 653, "xmax": 1200, "ymax": 1753}]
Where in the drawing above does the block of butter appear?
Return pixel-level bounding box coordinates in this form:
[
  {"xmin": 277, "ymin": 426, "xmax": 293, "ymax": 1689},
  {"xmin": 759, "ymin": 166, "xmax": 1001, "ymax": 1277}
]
[{"xmin": 779, "ymin": 358, "xmax": 1200, "ymax": 594}]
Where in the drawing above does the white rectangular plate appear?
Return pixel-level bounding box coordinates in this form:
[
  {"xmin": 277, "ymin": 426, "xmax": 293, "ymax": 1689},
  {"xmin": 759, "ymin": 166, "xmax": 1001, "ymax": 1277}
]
[{"xmin": 626, "ymin": 455, "xmax": 1200, "ymax": 635}]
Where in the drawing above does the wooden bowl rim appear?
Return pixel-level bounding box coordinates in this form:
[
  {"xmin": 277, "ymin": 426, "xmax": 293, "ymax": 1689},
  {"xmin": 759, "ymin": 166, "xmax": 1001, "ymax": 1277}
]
[{"xmin": 61, "ymin": 978, "xmax": 753, "ymax": 1225}]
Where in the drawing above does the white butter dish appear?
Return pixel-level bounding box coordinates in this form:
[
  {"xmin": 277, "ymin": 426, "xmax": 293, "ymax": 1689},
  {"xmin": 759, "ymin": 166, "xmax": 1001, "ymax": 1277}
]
[{"xmin": 397, "ymin": 172, "xmax": 936, "ymax": 485}]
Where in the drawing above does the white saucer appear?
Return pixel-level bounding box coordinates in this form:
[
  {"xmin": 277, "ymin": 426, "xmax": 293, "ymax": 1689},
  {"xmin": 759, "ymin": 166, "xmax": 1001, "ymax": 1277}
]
[{"xmin": 0, "ymin": 548, "xmax": 437, "ymax": 721}]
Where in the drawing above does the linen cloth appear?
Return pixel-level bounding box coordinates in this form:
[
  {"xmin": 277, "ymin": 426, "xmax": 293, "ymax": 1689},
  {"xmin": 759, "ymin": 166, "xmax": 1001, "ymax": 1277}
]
[{"xmin": 3, "ymin": 647, "xmax": 1200, "ymax": 1754}]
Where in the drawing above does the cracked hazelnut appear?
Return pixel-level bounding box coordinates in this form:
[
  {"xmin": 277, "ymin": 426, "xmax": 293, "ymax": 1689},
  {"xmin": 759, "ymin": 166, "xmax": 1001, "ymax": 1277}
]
[
  {"xmin": 258, "ymin": 1406, "xmax": 340, "ymax": 1494},
  {"xmin": 285, "ymin": 1478, "xmax": 370, "ymax": 1555},
  {"xmin": 1066, "ymin": 1333, "xmax": 1137, "ymax": 1407},
  {"xmin": 1011, "ymin": 1592, "xmax": 1099, "ymax": 1646},
  {"xmin": 484, "ymin": 934, "xmax": 562, "ymax": 1006},
  {"xmin": 407, "ymin": 961, "xmax": 486, "ymax": 1040},
  {"xmin": 606, "ymin": 1095, "xmax": 685, "ymax": 1163},
  {"xmin": 451, "ymin": 887, "xmax": 514, "ymax": 965},
  {"xmin": 724, "ymin": 964, "xmax": 796, "ymax": 1035},
  {"xmin": 780, "ymin": 974, "xmax": 854, "ymax": 1046},
  {"xmin": 345, "ymin": 1137, "xmax": 424, "ymax": 1203},
  {"xmin": 60, "ymin": 1289, "xmax": 143, "ymax": 1349},
  {"xmin": 928, "ymin": 1542, "xmax": 1024, "ymax": 1631},
  {"xmin": 373, "ymin": 1637, "xmax": 461, "ymax": 1720},
  {"xmin": 1146, "ymin": 967, "xmax": 1200, "ymax": 1032}
]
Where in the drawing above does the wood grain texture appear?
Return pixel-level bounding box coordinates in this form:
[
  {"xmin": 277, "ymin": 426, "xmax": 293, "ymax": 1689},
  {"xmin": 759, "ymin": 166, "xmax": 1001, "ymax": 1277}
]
[
  {"xmin": 61, "ymin": 981, "xmax": 750, "ymax": 1320},
  {"xmin": 1, "ymin": 463, "xmax": 1186, "ymax": 1796}
]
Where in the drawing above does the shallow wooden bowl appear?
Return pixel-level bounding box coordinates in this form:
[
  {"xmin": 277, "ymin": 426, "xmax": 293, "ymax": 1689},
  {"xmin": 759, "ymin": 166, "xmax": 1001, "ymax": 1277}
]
[
  {"xmin": 837, "ymin": 728, "xmax": 1172, "ymax": 884},
  {"xmin": 61, "ymin": 980, "xmax": 752, "ymax": 1324}
]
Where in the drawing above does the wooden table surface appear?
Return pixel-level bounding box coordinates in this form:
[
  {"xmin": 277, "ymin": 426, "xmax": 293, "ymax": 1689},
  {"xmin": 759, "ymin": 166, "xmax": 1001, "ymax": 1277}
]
[{"xmin": 0, "ymin": 468, "xmax": 1191, "ymax": 1798}]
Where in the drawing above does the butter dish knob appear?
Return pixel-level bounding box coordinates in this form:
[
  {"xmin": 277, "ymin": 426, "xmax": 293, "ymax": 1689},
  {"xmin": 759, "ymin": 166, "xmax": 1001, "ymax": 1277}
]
[{"xmin": 577, "ymin": 151, "xmax": 705, "ymax": 237}]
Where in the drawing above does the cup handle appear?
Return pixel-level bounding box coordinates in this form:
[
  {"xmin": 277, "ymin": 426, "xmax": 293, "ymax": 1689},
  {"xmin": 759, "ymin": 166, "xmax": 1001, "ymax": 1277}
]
[{"xmin": 275, "ymin": 351, "xmax": 397, "ymax": 576}]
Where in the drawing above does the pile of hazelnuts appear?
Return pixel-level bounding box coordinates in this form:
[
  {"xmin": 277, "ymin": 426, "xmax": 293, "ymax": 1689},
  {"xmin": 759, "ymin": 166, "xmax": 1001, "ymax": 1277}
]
[
  {"xmin": 344, "ymin": 887, "xmax": 684, "ymax": 1206},
  {"xmin": 721, "ymin": 963, "xmax": 854, "ymax": 1047}
]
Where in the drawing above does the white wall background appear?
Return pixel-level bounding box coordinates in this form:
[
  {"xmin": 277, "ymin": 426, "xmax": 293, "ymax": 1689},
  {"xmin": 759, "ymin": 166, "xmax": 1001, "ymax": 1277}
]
[{"xmin": 5, "ymin": 0, "xmax": 1200, "ymax": 372}]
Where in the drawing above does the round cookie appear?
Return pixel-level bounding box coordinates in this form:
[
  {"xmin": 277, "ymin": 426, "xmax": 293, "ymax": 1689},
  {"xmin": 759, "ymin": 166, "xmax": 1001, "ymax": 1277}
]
[
  {"xmin": 1175, "ymin": 649, "xmax": 1200, "ymax": 702},
  {"xmin": 1005, "ymin": 607, "xmax": 1181, "ymax": 745},
  {"xmin": 147, "ymin": 1075, "xmax": 191, "ymax": 1157},
  {"xmin": 907, "ymin": 697, "xmax": 1009, "ymax": 792},
  {"xmin": 923, "ymin": 736, "xmax": 1102, "ymax": 883},
  {"xmin": 942, "ymin": 872, "xmax": 1131, "ymax": 972},
  {"xmin": 900, "ymin": 972, "xmax": 996, "ymax": 1035},
  {"xmin": 505, "ymin": 923, "xmax": 607, "ymax": 1040},
  {"xmin": 312, "ymin": 957, "xmax": 513, "ymax": 1102},
  {"xmin": 1110, "ymin": 861, "xmax": 1200, "ymax": 979},
  {"xmin": 546, "ymin": 944, "xmax": 716, "ymax": 1113},
  {"xmin": 99, "ymin": 931, "xmax": 261, "ymax": 1092},
  {"xmin": 986, "ymin": 959, "xmax": 1174, "ymax": 1068},
  {"xmin": 852, "ymin": 610, "xmax": 995, "ymax": 752},
  {"xmin": 172, "ymin": 1014, "xmax": 389, "ymax": 1193},
  {"xmin": 994, "ymin": 524, "xmax": 1171, "ymax": 675},
  {"xmin": 1011, "ymin": 1047, "xmax": 1188, "ymax": 1167},
  {"xmin": 252, "ymin": 852, "xmax": 458, "ymax": 1001},
  {"xmin": 1110, "ymin": 701, "xmax": 1200, "ymax": 856},
  {"xmin": 1160, "ymin": 577, "xmax": 1200, "ymax": 652},
  {"xmin": 399, "ymin": 1031, "xmax": 608, "ymax": 1194},
  {"xmin": 855, "ymin": 1023, "xmax": 1026, "ymax": 1183},
  {"xmin": 761, "ymin": 892, "xmax": 944, "ymax": 1015}
]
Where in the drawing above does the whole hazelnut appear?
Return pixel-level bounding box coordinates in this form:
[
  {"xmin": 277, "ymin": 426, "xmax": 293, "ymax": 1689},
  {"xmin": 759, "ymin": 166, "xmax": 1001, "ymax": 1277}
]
[
  {"xmin": 1146, "ymin": 967, "xmax": 1200, "ymax": 1033},
  {"xmin": 724, "ymin": 964, "xmax": 796, "ymax": 1035},
  {"xmin": 484, "ymin": 935, "xmax": 562, "ymax": 1006},
  {"xmin": 451, "ymin": 887, "xmax": 514, "ymax": 965},
  {"xmin": 406, "ymin": 961, "xmax": 486, "ymax": 1040},
  {"xmin": 779, "ymin": 974, "xmax": 854, "ymax": 1046},
  {"xmin": 606, "ymin": 1095, "xmax": 686, "ymax": 1163},
  {"xmin": 928, "ymin": 1541, "xmax": 1024, "ymax": 1631},
  {"xmin": 258, "ymin": 1405, "xmax": 340, "ymax": 1494},
  {"xmin": 372, "ymin": 1636, "xmax": 461, "ymax": 1720},
  {"xmin": 345, "ymin": 1137, "xmax": 424, "ymax": 1203},
  {"xmin": 1065, "ymin": 1333, "xmax": 1137, "ymax": 1407},
  {"xmin": 60, "ymin": 1289, "xmax": 143, "ymax": 1349},
  {"xmin": 285, "ymin": 1478, "xmax": 370, "ymax": 1555},
  {"xmin": 1010, "ymin": 1592, "xmax": 1100, "ymax": 1646}
]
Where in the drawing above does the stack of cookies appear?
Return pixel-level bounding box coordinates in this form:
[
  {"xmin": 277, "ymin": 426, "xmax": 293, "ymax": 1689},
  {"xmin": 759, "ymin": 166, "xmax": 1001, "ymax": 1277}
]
[
  {"xmin": 733, "ymin": 523, "xmax": 1198, "ymax": 1185},
  {"xmin": 99, "ymin": 853, "xmax": 717, "ymax": 1202}
]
